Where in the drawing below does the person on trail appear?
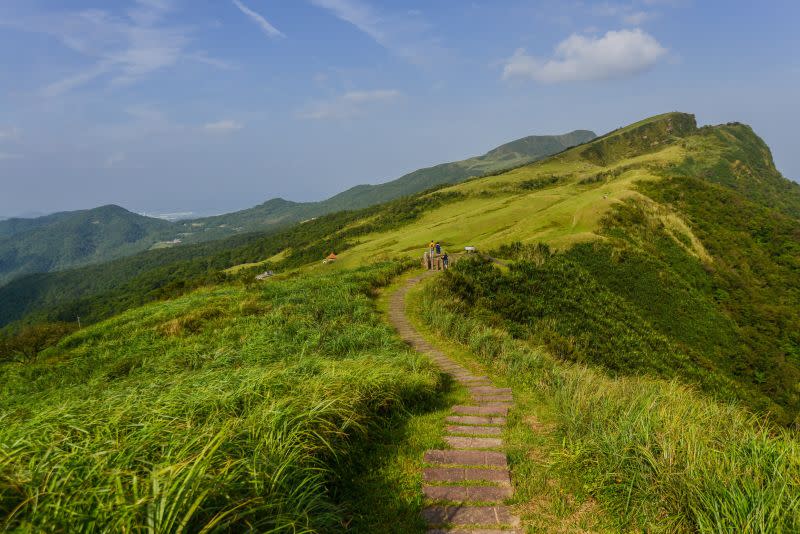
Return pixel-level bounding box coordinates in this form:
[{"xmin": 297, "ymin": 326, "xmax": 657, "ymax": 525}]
[
  {"xmin": 435, "ymin": 242, "xmax": 441, "ymax": 255},
  {"xmin": 429, "ymin": 240, "xmax": 435, "ymax": 258},
  {"xmin": 443, "ymin": 252, "xmax": 449, "ymax": 269}
]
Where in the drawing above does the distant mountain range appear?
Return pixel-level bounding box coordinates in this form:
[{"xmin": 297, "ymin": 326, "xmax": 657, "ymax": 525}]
[
  {"xmin": 172, "ymin": 129, "xmax": 596, "ymax": 241},
  {"xmin": 0, "ymin": 129, "xmax": 595, "ymax": 285}
]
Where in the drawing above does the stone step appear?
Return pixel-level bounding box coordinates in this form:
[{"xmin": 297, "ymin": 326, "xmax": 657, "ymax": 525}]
[
  {"xmin": 445, "ymin": 436, "xmax": 503, "ymax": 449},
  {"xmin": 446, "ymin": 425, "xmax": 503, "ymax": 436},
  {"xmin": 474, "ymin": 403, "xmax": 512, "ymax": 409},
  {"xmin": 472, "ymin": 395, "xmax": 513, "ymax": 403},
  {"xmin": 452, "ymin": 405, "xmax": 509, "ymax": 416},
  {"xmin": 446, "ymin": 415, "xmax": 507, "ymax": 426},
  {"xmin": 424, "ymin": 450, "xmax": 507, "ymax": 467},
  {"xmin": 456, "ymin": 378, "xmax": 492, "ymax": 387},
  {"xmin": 422, "ymin": 505, "xmax": 520, "ymax": 527},
  {"xmin": 423, "ymin": 485, "xmax": 512, "ymax": 503},
  {"xmin": 423, "ymin": 467, "xmax": 511, "ymax": 486},
  {"xmin": 469, "ymin": 387, "xmax": 512, "ymax": 395}
]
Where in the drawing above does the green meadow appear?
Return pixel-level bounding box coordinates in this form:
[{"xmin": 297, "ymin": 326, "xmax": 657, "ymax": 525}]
[
  {"xmin": 0, "ymin": 263, "xmax": 446, "ymax": 532},
  {"xmin": 410, "ymin": 260, "xmax": 800, "ymax": 531}
]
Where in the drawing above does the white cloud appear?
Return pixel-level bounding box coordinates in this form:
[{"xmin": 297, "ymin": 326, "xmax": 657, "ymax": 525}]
[
  {"xmin": 502, "ymin": 29, "xmax": 667, "ymax": 83},
  {"xmin": 311, "ymin": 0, "xmax": 383, "ymax": 42},
  {"xmin": 299, "ymin": 89, "xmax": 401, "ymax": 120},
  {"xmin": 310, "ymin": 0, "xmax": 443, "ymax": 65},
  {"xmin": 3, "ymin": 1, "xmax": 227, "ymax": 97},
  {"xmin": 0, "ymin": 153, "xmax": 23, "ymax": 161},
  {"xmin": 203, "ymin": 120, "xmax": 244, "ymax": 133},
  {"xmin": 232, "ymin": 0, "xmax": 285, "ymax": 39}
]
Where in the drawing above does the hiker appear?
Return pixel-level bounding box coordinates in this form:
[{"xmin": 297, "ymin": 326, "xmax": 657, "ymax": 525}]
[
  {"xmin": 435, "ymin": 242, "xmax": 441, "ymax": 255},
  {"xmin": 443, "ymin": 252, "xmax": 449, "ymax": 269},
  {"xmin": 428, "ymin": 240, "xmax": 435, "ymax": 257}
]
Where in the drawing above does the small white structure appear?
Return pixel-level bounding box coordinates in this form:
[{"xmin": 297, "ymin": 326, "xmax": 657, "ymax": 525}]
[
  {"xmin": 255, "ymin": 270, "xmax": 274, "ymax": 281},
  {"xmin": 464, "ymin": 246, "xmax": 476, "ymax": 253}
]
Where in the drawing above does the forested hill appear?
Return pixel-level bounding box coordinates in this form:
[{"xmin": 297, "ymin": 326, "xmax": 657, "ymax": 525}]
[
  {"xmin": 0, "ymin": 205, "xmax": 175, "ymax": 285},
  {"xmin": 0, "ymin": 130, "xmax": 595, "ymax": 285}
]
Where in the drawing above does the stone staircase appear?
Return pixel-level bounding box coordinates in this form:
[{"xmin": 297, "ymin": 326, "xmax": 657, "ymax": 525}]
[{"xmin": 389, "ymin": 274, "xmax": 521, "ymax": 533}]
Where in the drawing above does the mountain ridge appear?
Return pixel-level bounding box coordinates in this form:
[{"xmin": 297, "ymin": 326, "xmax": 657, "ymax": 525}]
[
  {"xmin": 174, "ymin": 129, "xmax": 597, "ymax": 240},
  {"xmin": 0, "ymin": 129, "xmax": 596, "ymax": 284}
]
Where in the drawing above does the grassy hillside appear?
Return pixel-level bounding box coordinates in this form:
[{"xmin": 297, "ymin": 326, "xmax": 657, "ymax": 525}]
[
  {"xmin": 0, "ymin": 262, "xmax": 441, "ymax": 531},
  {"xmin": 4, "ymin": 111, "xmax": 798, "ymax": 422},
  {"xmin": 175, "ymin": 130, "xmax": 596, "ymax": 241},
  {"xmin": 0, "ymin": 205, "xmax": 175, "ymax": 285},
  {"xmin": 2, "ymin": 111, "xmax": 799, "ymax": 531},
  {"xmin": 0, "ymin": 131, "xmax": 595, "ymax": 285},
  {"xmin": 0, "ymin": 191, "xmax": 465, "ymax": 327},
  {"xmin": 409, "ymin": 272, "xmax": 800, "ymax": 532}
]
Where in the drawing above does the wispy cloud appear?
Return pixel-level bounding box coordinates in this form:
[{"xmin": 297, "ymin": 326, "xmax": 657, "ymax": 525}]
[
  {"xmin": 0, "ymin": 127, "xmax": 20, "ymax": 140},
  {"xmin": 0, "ymin": 153, "xmax": 23, "ymax": 161},
  {"xmin": 4, "ymin": 0, "xmax": 227, "ymax": 97},
  {"xmin": 41, "ymin": 62, "xmax": 115, "ymax": 98},
  {"xmin": 589, "ymin": 1, "xmax": 661, "ymax": 26},
  {"xmin": 623, "ymin": 11, "xmax": 657, "ymax": 25},
  {"xmin": 502, "ymin": 29, "xmax": 667, "ymax": 83},
  {"xmin": 232, "ymin": 0, "xmax": 285, "ymax": 39},
  {"xmin": 203, "ymin": 120, "xmax": 244, "ymax": 133},
  {"xmin": 310, "ymin": 0, "xmax": 443, "ymax": 65},
  {"xmin": 342, "ymin": 89, "xmax": 401, "ymax": 102},
  {"xmin": 299, "ymin": 89, "xmax": 401, "ymax": 120}
]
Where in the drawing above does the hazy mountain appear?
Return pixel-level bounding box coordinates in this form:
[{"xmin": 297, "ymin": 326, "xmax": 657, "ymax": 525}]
[
  {"xmin": 177, "ymin": 130, "xmax": 597, "ymax": 241},
  {"xmin": 0, "ymin": 130, "xmax": 595, "ymax": 284},
  {"xmin": 0, "ymin": 205, "xmax": 175, "ymax": 285}
]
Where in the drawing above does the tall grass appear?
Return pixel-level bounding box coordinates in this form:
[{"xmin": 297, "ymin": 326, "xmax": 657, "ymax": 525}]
[
  {"xmin": 0, "ymin": 262, "xmax": 438, "ymax": 532},
  {"xmin": 416, "ymin": 276, "xmax": 800, "ymax": 532}
]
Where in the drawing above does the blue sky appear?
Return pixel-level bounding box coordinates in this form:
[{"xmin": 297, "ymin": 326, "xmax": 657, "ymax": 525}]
[{"xmin": 1, "ymin": 0, "xmax": 798, "ymax": 218}]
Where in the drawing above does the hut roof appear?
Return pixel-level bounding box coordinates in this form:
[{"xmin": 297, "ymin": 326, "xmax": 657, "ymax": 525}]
[{"xmin": 326, "ymin": 253, "xmax": 338, "ymax": 260}]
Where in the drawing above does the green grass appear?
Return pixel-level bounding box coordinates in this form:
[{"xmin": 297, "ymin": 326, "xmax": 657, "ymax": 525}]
[
  {"xmin": 405, "ymin": 279, "xmax": 619, "ymax": 532},
  {"xmin": 414, "ymin": 268, "xmax": 800, "ymax": 532},
  {"xmin": 0, "ymin": 262, "xmax": 443, "ymax": 532}
]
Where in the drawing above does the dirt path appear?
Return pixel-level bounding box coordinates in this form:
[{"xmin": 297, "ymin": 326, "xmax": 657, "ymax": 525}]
[{"xmin": 388, "ymin": 272, "xmax": 521, "ymax": 533}]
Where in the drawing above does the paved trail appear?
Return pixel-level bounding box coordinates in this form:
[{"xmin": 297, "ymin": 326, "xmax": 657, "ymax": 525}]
[{"xmin": 388, "ymin": 272, "xmax": 521, "ymax": 533}]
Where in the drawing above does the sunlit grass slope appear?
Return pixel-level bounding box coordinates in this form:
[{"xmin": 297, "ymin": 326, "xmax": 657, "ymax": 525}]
[
  {"xmin": 311, "ymin": 111, "xmax": 800, "ymax": 425},
  {"xmin": 0, "ymin": 262, "xmax": 440, "ymax": 531},
  {"xmin": 331, "ymin": 114, "xmax": 693, "ymax": 268},
  {"xmin": 413, "ymin": 269, "xmax": 800, "ymax": 532}
]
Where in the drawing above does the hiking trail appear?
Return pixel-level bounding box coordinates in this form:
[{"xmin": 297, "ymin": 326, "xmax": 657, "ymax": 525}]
[{"xmin": 388, "ymin": 272, "xmax": 521, "ymax": 533}]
